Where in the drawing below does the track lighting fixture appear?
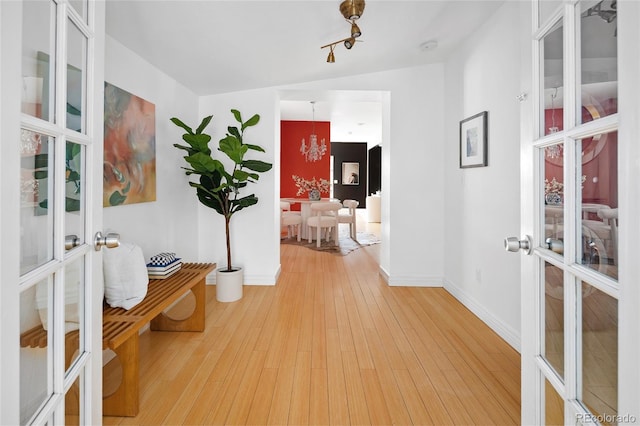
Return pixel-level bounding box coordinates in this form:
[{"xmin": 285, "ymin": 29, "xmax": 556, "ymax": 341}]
[
  {"xmin": 344, "ymin": 37, "xmax": 355, "ymax": 49},
  {"xmin": 321, "ymin": 0, "xmax": 365, "ymax": 63},
  {"xmin": 350, "ymin": 20, "xmax": 361, "ymax": 38},
  {"xmin": 327, "ymin": 45, "xmax": 336, "ymax": 63},
  {"xmin": 340, "ymin": 0, "xmax": 365, "ymax": 20},
  {"xmin": 321, "ymin": 36, "xmax": 361, "ymax": 61}
]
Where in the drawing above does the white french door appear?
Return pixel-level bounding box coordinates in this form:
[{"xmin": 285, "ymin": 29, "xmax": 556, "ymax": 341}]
[
  {"xmin": 1, "ymin": 0, "xmax": 105, "ymax": 424},
  {"xmin": 520, "ymin": 0, "xmax": 640, "ymax": 424}
]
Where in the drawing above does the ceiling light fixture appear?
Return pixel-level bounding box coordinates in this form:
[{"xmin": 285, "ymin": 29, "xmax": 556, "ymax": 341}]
[
  {"xmin": 350, "ymin": 21, "xmax": 361, "ymax": 38},
  {"xmin": 340, "ymin": 0, "xmax": 365, "ymax": 20},
  {"xmin": 300, "ymin": 101, "xmax": 327, "ymax": 162},
  {"xmin": 321, "ymin": 0, "xmax": 365, "ymax": 63},
  {"xmin": 327, "ymin": 45, "xmax": 336, "ymax": 63}
]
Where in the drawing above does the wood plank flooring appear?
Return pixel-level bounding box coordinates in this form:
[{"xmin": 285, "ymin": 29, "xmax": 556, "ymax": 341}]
[{"xmin": 103, "ymin": 230, "xmax": 521, "ymax": 425}]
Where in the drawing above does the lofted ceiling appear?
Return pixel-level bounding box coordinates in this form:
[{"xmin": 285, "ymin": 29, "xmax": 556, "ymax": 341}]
[{"xmin": 106, "ymin": 0, "xmax": 506, "ymax": 142}]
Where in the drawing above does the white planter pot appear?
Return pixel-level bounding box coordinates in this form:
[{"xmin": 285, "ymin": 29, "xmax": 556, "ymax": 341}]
[{"xmin": 215, "ymin": 267, "xmax": 243, "ymax": 302}]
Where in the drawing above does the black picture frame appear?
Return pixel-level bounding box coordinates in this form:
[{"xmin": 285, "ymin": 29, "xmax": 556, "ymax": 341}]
[{"xmin": 459, "ymin": 111, "xmax": 488, "ymax": 168}]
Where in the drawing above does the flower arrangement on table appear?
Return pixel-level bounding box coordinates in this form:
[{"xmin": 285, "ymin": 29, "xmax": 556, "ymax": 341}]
[
  {"xmin": 544, "ymin": 175, "xmax": 586, "ymax": 205},
  {"xmin": 292, "ymin": 175, "xmax": 330, "ymax": 199}
]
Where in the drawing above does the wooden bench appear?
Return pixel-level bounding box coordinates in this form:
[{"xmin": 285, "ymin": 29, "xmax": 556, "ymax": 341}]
[{"xmin": 20, "ymin": 262, "xmax": 216, "ymax": 417}]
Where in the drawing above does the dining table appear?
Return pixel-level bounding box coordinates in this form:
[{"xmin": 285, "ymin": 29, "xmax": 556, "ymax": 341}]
[{"xmin": 281, "ymin": 197, "xmax": 341, "ymax": 240}]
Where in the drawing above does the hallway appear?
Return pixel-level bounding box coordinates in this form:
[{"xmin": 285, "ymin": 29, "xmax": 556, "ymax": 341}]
[{"xmin": 103, "ymin": 232, "xmax": 520, "ymax": 425}]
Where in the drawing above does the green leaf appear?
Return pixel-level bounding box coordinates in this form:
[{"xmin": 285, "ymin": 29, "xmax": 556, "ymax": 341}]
[
  {"xmin": 195, "ymin": 115, "xmax": 213, "ymax": 134},
  {"xmin": 28, "ymin": 153, "xmax": 49, "ymax": 169},
  {"xmin": 244, "ymin": 143, "xmax": 265, "ymax": 153},
  {"xmin": 219, "ymin": 135, "xmax": 247, "ymax": 164},
  {"xmin": 170, "ymin": 117, "xmax": 194, "ymax": 134},
  {"xmin": 67, "ymin": 170, "xmax": 81, "ymax": 182},
  {"xmin": 242, "ymin": 159, "xmax": 272, "ymax": 172},
  {"xmin": 227, "ymin": 126, "xmax": 241, "ymax": 141},
  {"xmin": 183, "ymin": 133, "xmax": 211, "ymax": 153},
  {"xmin": 233, "ymin": 169, "xmax": 252, "ymax": 182},
  {"xmin": 122, "ymin": 181, "xmax": 131, "ymax": 195},
  {"xmin": 242, "ymin": 113, "xmax": 260, "ymax": 131},
  {"xmin": 185, "ymin": 152, "xmax": 222, "ymax": 174},
  {"xmin": 34, "ymin": 170, "xmax": 48, "ymax": 180},
  {"xmin": 109, "ymin": 191, "xmax": 127, "ymax": 206},
  {"xmin": 65, "ymin": 197, "xmax": 80, "ymax": 212},
  {"xmin": 231, "ymin": 109, "xmax": 242, "ymax": 124}
]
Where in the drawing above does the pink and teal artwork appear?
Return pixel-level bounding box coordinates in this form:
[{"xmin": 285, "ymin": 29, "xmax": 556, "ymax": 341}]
[{"xmin": 104, "ymin": 82, "xmax": 156, "ymax": 206}]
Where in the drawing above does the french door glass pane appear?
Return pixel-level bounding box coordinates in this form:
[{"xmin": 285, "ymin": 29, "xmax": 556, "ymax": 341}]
[
  {"xmin": 20, "ymin": 278, "xmax": 51, "ymax": 425},
  {"xmin": 67, "ymin": 19, "xmax": 87, "ymax": 134},
  {"xmin": 20, "ymin": 131, "xmax": 55, "ymax": 275},
  {"xmin": 65, "ymin": 142, "xmax": 86, "ymax": 247},
  {"xmin": 581, "ymin": 281, "xmax": 617, "ymax": 421},
  {"xmin": 580, "ymin": 0, "xmax": 618, "ymax": 122},
  {"xmin": 544, "ymin": 262, "xmax": 564, "ymax": 378},
  {"xmin": 578, "ymin": 131, "xmax": 618, "ymax": 279},
  {"xmin": 64, "ymin": 259, "xmax": 84, "ymax": 370},
  {"xmin": 542, "ymin": 20, "xmax": 563, "ymax": 137},
  {"xmin": 545, "ymin": 378, "xmax": 564, "ymax": 425},
  {"xmin": 21, "ymin": 0, "xmax": 56, "ymax": 122},
  {"xmin": 543, "ymin": 143, "xmax": 564, "ymax": 255}
]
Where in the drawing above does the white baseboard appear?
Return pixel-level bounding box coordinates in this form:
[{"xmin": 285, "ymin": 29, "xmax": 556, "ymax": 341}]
[
  {"xmin": 443, "ymin": 278, "xmax": 521, "ymax": 352},
  {"xmin": 379, "ymin": 266, "xmax": 444, "ymax": 287}
]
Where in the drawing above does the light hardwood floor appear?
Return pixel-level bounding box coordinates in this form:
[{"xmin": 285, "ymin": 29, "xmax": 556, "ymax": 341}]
[{"xmin": 103, "ymin": 216, "xmax": 521, "ymax": 425}]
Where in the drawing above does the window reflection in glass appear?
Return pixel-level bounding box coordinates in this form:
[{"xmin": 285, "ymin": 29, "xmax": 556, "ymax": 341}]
[
  {"xmin": 578, "ymin": 131, "xmax": 618, "ymax": 280},
  {"xmin": 542, "ymin": 20, "xmax": 563, "ymax": 137},
  {"xmin": 64, "ymin": 259, "xmax": 84, "ymax": 371},
  {"xmin": 67, "ymin": 20, "xmax": 87, "ymax": 133},
  {"xmin": 21, "ymin": 0, "xmax": 56, "ymax": 121},
  {"xmin": 65, "ymin": 142, "xmax": 85, "ymax": 248},
  {"xmin": 544, "ymin": 262, "xmax": 564, "ymax": 378},
  {"xmin": 580, "ymin": 0, "xmax": 617, "ymax": 122},
  {"xmin": 20, "ymin": 131, "xmax": 55, "ymax": 275},
  {"xmin": 20, "ymin": 279, "xmax": 51, "ymax": 424},
  {"xmin": 543, "ymin": 144, "xmax": 564, "ymax": 256},
  {"xmin": 581, "ymin": 282, "xmax": 617, "ymax": 421}
]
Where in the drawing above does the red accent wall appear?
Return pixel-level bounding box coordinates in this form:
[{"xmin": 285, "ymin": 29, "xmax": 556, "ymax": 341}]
[
  {"xmin": 543, "ymin": 103, "xmax": 618, "ymax": 208},
  {"xmin": 280, "ymin": 121, "xmax": 331, "ymax": 208}
]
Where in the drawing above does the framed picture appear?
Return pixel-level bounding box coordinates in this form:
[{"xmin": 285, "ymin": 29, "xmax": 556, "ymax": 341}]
[
  {"xmin": 459, "ymin": 111, "xmax": 488, "ymax": 168},
  {"xmin": 342, "ymin": 162, "xmax": 360, "ymax": 185}
]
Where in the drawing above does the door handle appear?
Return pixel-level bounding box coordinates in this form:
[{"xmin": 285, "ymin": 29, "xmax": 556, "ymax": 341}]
[
  {"xmin": 504, "ymin": 235, "xmax": 533, "ymax": 255},
  {"xmin": 65, "ymin": 234, "xmax": 80, "ymax": 250},
  {"xmin": 94, "ymin": 232, "xmax": 120, "ymax": 251},
  {"xmin": 545, "ymin": 238, "xmax": 564, "ymax": 254}
]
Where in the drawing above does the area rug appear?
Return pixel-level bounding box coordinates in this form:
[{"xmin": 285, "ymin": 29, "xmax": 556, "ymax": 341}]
[{"xmin": 281, "ymin": 229, "xmax": 380, "ymax": 256}]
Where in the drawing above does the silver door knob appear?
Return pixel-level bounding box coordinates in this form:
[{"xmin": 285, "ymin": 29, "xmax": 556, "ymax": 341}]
[
  {"xmin": 504, "ymin": 235, "xmax": 533, "ymax": 255},
  {"xmin": 545, "ymin": 238, "xmax": 564, "ymax": 254},
  {"xmin": 65, "ymin": 234, "xmax": 80, "ymax": 250},
  {"xmin": 94, "ymin": 232, "xmax": 120, "ymax": 251}
]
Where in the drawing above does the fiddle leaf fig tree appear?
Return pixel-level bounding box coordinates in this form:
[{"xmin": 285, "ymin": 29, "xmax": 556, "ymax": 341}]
[{"xmin": 171, "ymin": 109, "xmax": 273, "ymax": 272}]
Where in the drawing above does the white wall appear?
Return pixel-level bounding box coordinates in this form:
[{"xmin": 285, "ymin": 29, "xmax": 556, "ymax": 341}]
[
  {"xmin": 443, "ymin": 1, "xmax": 523, "ymax": 349},
  {"xmin": 103, "ymin": 36, "xmax": 200, "ymax": 262},
  {"xmin": 201, "ymin": 64, "xmax": 447, "ymax": 287}
]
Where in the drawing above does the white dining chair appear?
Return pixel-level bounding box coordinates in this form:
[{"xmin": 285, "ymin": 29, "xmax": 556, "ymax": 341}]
[
  {"xmin": 280, "ymin": 203, "xmax": 302, "ymax": 241},
  {"xmin": 307, "ymin": 202, "xmax": 342, "ymax": 248},
  {"xmin": 338, "ymin": 199, "xmax": 359, "ymax": 239}
]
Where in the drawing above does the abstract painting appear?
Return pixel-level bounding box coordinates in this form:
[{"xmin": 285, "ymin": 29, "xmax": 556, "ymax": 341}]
[{"xmin": 104, "ymin": 82, "xmax": 156, "ymax": 206}]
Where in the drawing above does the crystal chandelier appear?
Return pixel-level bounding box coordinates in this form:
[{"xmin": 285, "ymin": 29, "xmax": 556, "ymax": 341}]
[
  {"xmin": 300, "ymin": 101, "xmax": 327, "ymax": 162},
  {"xmin": 545, "ymin": 87, "xmax": 563, "ymax": 159}
]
